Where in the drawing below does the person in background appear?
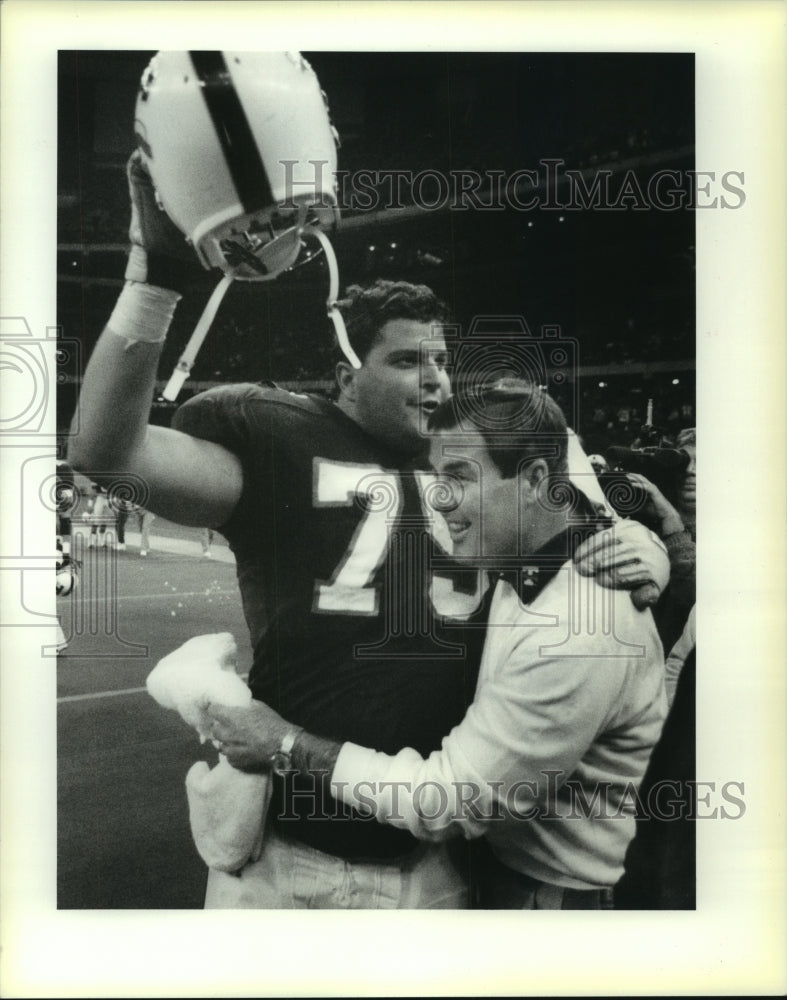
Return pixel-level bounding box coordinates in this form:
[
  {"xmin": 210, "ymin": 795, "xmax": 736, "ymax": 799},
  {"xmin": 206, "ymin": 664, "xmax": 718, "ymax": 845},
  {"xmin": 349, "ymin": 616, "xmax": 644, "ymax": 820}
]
[
  {"xmin": 85, "ymin": 484, "xmax": 115, "ymax": 548},
  {"xmin": 673, "ymin": 427, "xmax": 696, "ymax": 542},
  {"xmin": 55, "ymin": 536, "xmax": 79, "ymax": 654},
  {"xmin": 56, "ymin": 459, "xmax": 77, "ymax": 550},
  {"xmin": 113, "ymin": 496, "xmax": 133, "ymax": 552},
  {"xmin": 624, "ymin": 428, "xmax": 696, "ymax": 651},
  {"xmin": 114, "ymin": 498, "xmax": 156, "ymax": 556},
  {"xmin": 200, "ymin": 528, "xmax": 214, "ymax": 559},
  {"xmin": 614, "ymin": 428, "xmax": 697, "ymax": 910},
  {"xmin": 135, "ymin": 508, "xmax": 156, "ymax": 557}
]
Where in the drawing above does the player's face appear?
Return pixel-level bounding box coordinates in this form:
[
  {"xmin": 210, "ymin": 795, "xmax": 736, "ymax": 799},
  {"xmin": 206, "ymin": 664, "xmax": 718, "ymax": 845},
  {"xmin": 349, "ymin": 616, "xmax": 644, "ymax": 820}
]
[
  {"xmin": 352, "ymin": 319, "xmax": 451, "ymax": 455},
  {"xmin": 677, "ymin": 444, "xmax": 696, "ymax": 520},
  {"xmin": 429, "ymin": 429, "xmax": 521, "ymax": 560}
]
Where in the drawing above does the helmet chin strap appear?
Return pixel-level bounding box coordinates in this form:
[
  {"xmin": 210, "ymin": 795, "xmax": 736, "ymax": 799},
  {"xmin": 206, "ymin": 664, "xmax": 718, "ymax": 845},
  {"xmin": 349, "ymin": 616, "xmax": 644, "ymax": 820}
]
[
  {"xmin": 161, "ymin": 272, "xmax": 235, "ymax": 401},
  {"xmin": 162, "ymin": 213, "xmax": 359, "ymax": 402},
  {"xmin": 309, "ymin": 226, "xmax": 362, "ymax": 370}
]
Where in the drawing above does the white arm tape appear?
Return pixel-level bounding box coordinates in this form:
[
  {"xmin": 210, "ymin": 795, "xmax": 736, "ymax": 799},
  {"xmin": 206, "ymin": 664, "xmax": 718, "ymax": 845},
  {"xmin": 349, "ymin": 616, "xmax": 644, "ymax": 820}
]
[{"xmin": 107, "ymin": 281, "xmax": 182, "ymax": 347}]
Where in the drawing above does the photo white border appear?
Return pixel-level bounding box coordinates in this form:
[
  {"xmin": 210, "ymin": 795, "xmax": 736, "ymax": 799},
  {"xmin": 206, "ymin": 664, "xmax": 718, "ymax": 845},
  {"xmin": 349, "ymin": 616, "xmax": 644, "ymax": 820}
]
[{"xmin": 1, "ymin": 1, "xmax": 785, "ymax": 996}]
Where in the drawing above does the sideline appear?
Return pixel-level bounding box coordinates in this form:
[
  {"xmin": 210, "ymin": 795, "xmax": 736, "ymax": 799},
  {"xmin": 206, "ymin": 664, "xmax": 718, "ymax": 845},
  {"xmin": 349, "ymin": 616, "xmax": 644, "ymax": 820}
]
[
  {"xmin": 58, "ymin": 671, "xmax": 250, "ymax": 704},
  {"xmin": 69, "ymin": 525, "xmax": 236, "ymax": 564}
]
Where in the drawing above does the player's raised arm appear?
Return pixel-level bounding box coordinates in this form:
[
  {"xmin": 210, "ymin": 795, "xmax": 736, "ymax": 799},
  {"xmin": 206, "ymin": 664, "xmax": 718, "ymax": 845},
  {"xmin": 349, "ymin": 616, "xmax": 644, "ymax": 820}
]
[
  {"xmin": 68, "ymin": 152, "xmax": 244, "ymax": 527},
  {"xmin": 70, "ymin": 52, "xmax": 345, "ymax": 530}
]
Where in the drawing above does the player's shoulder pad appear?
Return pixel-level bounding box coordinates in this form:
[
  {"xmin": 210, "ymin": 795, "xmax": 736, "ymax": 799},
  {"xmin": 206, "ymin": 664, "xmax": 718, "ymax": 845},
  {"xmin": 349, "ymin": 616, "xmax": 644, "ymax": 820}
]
[
  {"xmin": 172, "ymin": 382, "xmax": 333, "ymax": 445},
  {"xmin": 179, "ymin": 381, "xmax": 326, "ymax": 414}
]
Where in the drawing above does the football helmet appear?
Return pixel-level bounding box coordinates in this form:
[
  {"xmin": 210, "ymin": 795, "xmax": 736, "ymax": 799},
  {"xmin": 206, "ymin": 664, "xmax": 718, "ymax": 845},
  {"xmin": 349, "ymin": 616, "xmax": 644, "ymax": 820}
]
[
  {"xmin": 134, "ymin": 51, "xmax": 361, "ymax": 397},
  {"xmin": 56, "ymin": 541, "xmax": 78, "ymax": 597},
  {"xmin": 134, "ymin": 50, "xmax": 340, "ymax": 281}
]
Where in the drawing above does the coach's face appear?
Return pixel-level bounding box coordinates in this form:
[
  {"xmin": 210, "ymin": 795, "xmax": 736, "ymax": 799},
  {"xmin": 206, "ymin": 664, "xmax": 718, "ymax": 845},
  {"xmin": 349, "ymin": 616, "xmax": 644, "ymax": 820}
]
[
  {"xmin": 340, "ymin": 319, "xmax": 451, "ymax": 456},
  {"xmin": 429, "ymin": 429, "xmax": 522, "ymax": 560}
]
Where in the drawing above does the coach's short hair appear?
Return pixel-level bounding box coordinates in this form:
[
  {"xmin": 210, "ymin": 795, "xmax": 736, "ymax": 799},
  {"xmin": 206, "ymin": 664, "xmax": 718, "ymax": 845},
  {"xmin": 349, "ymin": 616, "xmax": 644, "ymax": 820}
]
[
  {"xmin": 428, "ymin": 380, "xmax": 569, "ymax": 479},
  {"xmin": 335, "ymin": 280, "xmax": 449, "ymax": 362}
]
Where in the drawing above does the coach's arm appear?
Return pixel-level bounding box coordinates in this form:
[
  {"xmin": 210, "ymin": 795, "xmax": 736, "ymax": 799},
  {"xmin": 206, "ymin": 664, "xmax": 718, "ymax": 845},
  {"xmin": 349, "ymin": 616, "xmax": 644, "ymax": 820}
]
[{"xmin": 207, "ymin": 596, "xmax": 666, "ymax": 844}]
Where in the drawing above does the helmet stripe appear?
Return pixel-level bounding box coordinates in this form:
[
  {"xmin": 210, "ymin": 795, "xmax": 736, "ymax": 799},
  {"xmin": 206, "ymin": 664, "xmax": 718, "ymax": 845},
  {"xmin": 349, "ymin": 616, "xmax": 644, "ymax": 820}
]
[{"xmin": 188, "ymin": 51, "xmax": 275, "ymax": 215}]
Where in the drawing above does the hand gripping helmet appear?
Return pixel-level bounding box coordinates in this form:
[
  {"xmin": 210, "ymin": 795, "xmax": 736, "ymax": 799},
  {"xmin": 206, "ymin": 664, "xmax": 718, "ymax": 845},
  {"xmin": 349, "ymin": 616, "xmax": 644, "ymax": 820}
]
[
  {"xmin": 134, "ymin": 50, "xmax": 340, "ymax": 279},
  {"xmin": 134, "ymin": 51, "xmax": 360, "ymax": 397}
]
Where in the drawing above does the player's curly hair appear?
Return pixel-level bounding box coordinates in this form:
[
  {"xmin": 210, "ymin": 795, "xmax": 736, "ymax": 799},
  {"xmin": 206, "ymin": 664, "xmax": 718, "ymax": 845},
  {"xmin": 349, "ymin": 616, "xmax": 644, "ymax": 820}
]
[{"xmin": 335, "ymin": 280, "xmax": 449, "ymax": 362}]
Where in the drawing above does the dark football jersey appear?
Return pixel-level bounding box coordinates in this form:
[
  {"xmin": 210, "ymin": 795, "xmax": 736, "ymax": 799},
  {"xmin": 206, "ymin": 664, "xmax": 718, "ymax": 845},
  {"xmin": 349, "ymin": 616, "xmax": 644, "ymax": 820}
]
[{"xmin": 173, "ymin": 384, "xmax": 487, "ymax": 859}]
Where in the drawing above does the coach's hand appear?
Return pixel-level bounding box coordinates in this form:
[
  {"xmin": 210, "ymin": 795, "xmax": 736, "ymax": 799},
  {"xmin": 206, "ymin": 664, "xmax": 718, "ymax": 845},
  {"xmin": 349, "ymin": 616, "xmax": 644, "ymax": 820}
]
[
  {"xmin": 125, "ymin": 150, "xmax": 202, "ymax": 292},
  {"xmin": 207, "ymin": 699, "xmax": 291, "ymax": 772},
  {"xmin": 573, "ymin": 518, "xmax": 670, "ymax": 610}
]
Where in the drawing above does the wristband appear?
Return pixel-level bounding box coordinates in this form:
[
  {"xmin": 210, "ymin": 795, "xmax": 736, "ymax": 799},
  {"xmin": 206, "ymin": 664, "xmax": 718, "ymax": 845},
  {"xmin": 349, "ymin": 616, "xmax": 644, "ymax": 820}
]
[{"xmin": 108, "ymin": 281, "xmax": 182, "ymax": 347}]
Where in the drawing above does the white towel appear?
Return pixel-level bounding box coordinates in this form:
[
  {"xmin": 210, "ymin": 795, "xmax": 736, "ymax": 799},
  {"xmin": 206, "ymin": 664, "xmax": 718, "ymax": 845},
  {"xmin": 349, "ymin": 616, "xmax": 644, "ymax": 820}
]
[
  {"xmin": 185, "ymin": 755, "xmax": 270, "ymax": 873},
  {"xmin": 146, "ymin": 633, "xmax": 271, "ymax": 872},
  {"xmin": 146, "ymin": 632, "xmax": 250, "ymax": 738}
]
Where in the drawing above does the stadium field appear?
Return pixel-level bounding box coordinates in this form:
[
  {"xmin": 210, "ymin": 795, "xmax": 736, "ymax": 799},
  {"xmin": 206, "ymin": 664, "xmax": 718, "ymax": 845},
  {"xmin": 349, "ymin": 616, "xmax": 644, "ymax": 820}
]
[{"xmin": 57, "ymin": 521, "xmax": 250, "ymax": 909}]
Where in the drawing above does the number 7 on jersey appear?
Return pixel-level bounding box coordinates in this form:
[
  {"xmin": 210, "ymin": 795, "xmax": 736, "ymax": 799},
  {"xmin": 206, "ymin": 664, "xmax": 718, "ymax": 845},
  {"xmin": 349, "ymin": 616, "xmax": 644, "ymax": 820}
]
[{"xmin": 312, "ymin": 460, "xmax": 403, "ymax": 615}]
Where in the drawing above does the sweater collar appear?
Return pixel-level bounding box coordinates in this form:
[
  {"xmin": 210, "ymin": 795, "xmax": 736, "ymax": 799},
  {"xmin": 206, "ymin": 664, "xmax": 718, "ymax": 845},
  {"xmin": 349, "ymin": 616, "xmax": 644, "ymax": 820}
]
[{"xmin": 499, "ymin": 510, "xmax": 612, "ymax": 605}]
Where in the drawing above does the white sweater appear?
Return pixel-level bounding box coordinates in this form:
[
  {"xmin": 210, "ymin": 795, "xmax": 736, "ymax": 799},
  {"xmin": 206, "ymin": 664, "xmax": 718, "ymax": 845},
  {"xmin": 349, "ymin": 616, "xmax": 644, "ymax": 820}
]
[{"xmin": 333, "ymin": 563, "xmax": 666, "ymax": 889}]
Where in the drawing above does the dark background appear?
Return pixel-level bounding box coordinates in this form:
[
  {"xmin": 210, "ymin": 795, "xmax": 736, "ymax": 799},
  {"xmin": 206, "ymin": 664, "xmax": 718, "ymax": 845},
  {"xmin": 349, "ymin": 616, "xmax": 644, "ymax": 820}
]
[{"xmin": 57, "ymin": 50, "xmax": 695, "ymax": 452}]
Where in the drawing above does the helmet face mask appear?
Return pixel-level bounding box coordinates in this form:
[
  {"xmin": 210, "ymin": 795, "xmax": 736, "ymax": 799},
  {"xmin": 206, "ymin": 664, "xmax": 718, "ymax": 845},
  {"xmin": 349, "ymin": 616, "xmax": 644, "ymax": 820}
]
[
  {"xmin": 216, "ymin": 214, "xmax": 305, "ymax": 280},
  {"xmin": 134, "ymin": 51, "xmax": 340, "ymax": 281}
]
